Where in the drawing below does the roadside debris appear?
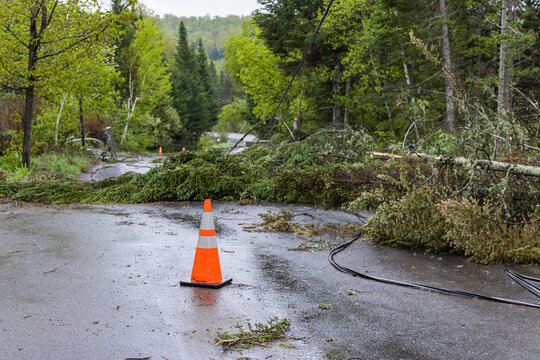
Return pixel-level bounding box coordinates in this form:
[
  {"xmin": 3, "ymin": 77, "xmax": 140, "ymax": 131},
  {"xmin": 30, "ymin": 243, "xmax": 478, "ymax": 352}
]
[{"xmin": 215, "ymin": 317, "xmax": 291, "ymax": 351}]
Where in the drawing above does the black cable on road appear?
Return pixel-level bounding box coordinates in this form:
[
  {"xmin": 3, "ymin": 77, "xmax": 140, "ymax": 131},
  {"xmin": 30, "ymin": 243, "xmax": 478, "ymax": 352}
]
[{"xmin": 329, "ymin": 235, "xmax": 540, "ymax": 309}]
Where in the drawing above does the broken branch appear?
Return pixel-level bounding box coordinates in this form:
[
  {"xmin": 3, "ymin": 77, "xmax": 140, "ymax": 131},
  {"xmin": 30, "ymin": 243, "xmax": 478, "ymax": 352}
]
[{"xmin": 371, "ymin": 152, "xmax": 540, "ymax": 177}]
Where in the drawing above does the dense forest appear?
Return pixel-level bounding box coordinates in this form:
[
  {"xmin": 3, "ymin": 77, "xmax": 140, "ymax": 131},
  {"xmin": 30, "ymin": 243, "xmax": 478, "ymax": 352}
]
[
  {"xmin": 0, "ymin": 0, "xmax": 539, "ymax": 264},
  {"xmin": 0, "ymin": 0, "xmax": 241, "ymax": 169},
  {"xmin": 158, "ymin": 14, "xmax": 247, "ymax": 61},
  {"xmin": 224, "ymin": 0, "xmax": 539, "ymax": 143},
  {"xmin": 2, "ymin": 0, "xmax": 536, "ymax": 164}
]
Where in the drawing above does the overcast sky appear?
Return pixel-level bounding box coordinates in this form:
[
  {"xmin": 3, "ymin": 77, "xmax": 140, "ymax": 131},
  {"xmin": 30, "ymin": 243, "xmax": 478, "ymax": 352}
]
[{"xmin": 142, "ymin": 0, "xmax": 260, "ymax": 17}]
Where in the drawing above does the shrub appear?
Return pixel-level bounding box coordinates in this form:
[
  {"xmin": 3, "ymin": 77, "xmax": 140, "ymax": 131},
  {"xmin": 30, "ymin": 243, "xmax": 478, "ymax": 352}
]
[
  {"xmin": 439, "ymin": 199, "xmax": 540, "ymax": 264},
  {"xmin": 347, "ymin": 186, "xmax": 401, "ymax": 211},
  {"xmin": 272, "ymin": 164, "xmax": 373, "ymax": 207},
  {"xmin": 366, "ymin": 187, "xmax": 451, "ymax": 252}
]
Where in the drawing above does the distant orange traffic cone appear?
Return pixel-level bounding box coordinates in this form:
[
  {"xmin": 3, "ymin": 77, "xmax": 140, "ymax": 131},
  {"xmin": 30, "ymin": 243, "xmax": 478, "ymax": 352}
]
[
  {"xmin": 158, "ymin": 146, "xmax": 163, "ymax": 156},
  {"xmin": 180, "ymin": 199, "xmax": 232, "ymax": 289}
]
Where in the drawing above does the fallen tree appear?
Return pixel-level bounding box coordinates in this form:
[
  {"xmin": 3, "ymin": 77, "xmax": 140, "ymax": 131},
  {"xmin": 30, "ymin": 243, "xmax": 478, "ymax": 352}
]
[
  {"xmin": 371, "ymin": 152, "xmax": 540, "ymax": 177},
  {"xmin": 1, "ymin": 129, "xmax": 538, "ymax": 264}
]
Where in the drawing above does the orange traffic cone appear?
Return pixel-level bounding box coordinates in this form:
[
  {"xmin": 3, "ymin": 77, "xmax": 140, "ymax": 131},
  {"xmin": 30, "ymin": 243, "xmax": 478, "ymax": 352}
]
[
  {"xmin": 180, "ymin": 199, "xmax": 232, "ymax": 289},
  {"xmin": 158, "ymin": 146, "xmax": 163, "ymax": 156}
]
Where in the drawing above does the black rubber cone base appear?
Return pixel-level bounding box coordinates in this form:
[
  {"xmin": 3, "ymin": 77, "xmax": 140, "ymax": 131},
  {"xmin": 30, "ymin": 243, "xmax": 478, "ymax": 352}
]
[{"xmin": 180, "ymin": 278, "xmax": 232, "ymax": 289}]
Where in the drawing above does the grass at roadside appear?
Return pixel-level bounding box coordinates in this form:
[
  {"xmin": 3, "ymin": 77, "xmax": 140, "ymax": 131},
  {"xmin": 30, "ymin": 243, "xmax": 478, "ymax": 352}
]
[{"xmin": 0, "ymin": 151, "xmax": 93, "ymax": 181}]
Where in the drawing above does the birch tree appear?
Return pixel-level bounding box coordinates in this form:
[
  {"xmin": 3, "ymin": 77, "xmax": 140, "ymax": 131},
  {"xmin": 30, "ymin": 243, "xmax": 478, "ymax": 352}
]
[
  {"xmin": 439, "ymin": 0, "xmax": 456, "ymax": 131},
  {"xmin": 497, "ymin": 0, "xmax": 515, "ymax": 119},
  {"xmin": 46, "ymin": 43, "xmax": 117, "ymax": 148},
  {"xmin": 0, "ymin": 0, "xmax": 118, "ymax": 167},
  {"xmin": 119, "ymin": 18, "xmax": 171, "ymax": 144}
]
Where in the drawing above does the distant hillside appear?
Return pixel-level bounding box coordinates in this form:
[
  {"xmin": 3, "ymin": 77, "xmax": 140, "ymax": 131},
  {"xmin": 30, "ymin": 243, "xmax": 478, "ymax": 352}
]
[{"xmin": 158, "ymin": 15, "xmax": 248, "ymax": 61}]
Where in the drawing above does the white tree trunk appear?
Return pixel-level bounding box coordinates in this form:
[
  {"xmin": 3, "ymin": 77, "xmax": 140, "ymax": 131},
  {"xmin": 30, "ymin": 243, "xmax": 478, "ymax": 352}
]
[
  {"xmin": 344, "ymin": 76, "xmax": 351, "ymax": 127},
  {"xmin": 401, "ymin": 46, "xmax": 421, "ymax": 142},
  {"xmin": 497, "ymin": 0, "xmax": 509, "ymax": 119},
  {"xmin": 120, "ymin": 97, "xmax": 139, "ymax": 144},
  {"xmin": 54, "ymin": 94, "xmax": 67, "ymax": 147},
  {"xmin": 120, "ymin": 72, "xmax": 145, "ymax": 144},
  {"xmin": 439, "ymin": 0, "xmax": 456, "ymax": 131}
]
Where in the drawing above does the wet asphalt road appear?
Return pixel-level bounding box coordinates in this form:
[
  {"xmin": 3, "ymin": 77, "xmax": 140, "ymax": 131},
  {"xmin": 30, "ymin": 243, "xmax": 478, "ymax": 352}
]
[
  {"xmin": 0, "ymin": 201, "xmax": 539, "ymax": 360},
  {"xmin": 79, "ymin": 155, "xmax": 162, "ymax": 181}
]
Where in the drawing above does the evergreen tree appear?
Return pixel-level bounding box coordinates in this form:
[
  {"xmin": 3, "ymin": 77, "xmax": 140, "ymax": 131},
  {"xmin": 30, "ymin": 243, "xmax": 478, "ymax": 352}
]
[
  {"xmin": 208, "ymin": 61, "xmax": 218, "ymax": 95},
  {"xmin": 111, "ymin": 0, "xmax": 126, "ymax": 13},
  {"xmin": 171, "ymin": 21, "xmax": 206, "ymax": 144},
  {"xmin": 216, "ymin": 70, "xmax": 242, "ymax": 107},
  {"xmin": 196, "ymin": 39, "xmax": 219, "ymax": 124}
]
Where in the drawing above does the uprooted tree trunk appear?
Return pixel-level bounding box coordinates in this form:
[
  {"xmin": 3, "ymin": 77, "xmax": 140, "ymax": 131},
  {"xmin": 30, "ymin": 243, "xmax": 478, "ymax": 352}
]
[
  {"xmin": 371, "ymin": 152, "xmax": 540, "ymax": 177},
  {"xmin": 104, "ymin": 127, "xmax": 117, "ymax": 159}
]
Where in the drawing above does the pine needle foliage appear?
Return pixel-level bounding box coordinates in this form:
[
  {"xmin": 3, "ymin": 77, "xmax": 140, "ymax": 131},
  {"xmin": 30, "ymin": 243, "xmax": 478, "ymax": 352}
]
[
  {"xmin": 215, "ymin": 317, "xmax": 291, "ymax": 351},
  {"xmin": 1, "ymin": 128, "xmax": 539, "ymax": 264}
]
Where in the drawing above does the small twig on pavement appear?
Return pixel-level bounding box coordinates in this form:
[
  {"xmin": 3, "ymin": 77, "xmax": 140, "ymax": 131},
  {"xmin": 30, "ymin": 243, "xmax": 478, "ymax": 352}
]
[{"xmin": 43, "ymin": 263, "xmax": 68, "ymax": 274}]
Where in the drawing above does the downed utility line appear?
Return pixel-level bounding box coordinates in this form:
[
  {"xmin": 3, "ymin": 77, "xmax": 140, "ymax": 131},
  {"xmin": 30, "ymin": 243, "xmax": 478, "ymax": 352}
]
[
  {"xmin": 329, "ymin": 234, "xmax": 540, "ymax": 309},
  {"xmin": 231, "ymin": 0, "xmax": 336, "ymax": 152}
]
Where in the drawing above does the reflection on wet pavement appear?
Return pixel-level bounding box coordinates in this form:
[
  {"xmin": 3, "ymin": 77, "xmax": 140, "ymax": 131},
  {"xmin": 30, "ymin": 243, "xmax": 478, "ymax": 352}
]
[
  {"xmin": 79, "ymin": 155, "xmax": 161, "ymax": 181},
  {"xmin": 0, "ymin": 202, "xmax": 538, "ymax": 359}
]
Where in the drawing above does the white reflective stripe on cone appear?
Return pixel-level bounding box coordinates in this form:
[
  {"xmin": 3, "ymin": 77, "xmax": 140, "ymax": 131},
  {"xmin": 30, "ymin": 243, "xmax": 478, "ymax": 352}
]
[
  {"xmin": 200, "ymin": 212, "xmax": 214, "ymax": 231},
  {"xmin": 196, "ymin": 235, "xmax": 217, "ymax": 249}
]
